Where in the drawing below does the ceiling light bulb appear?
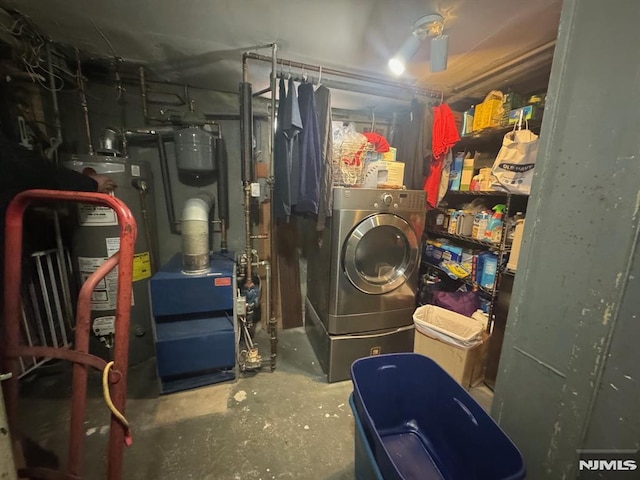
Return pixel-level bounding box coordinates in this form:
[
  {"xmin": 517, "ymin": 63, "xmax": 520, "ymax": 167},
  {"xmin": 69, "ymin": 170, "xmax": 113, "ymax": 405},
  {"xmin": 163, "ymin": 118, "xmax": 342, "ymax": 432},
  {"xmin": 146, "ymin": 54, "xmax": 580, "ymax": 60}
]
[
  {"xmin": 388, "ymin": 58, "xmax": 406, "ymax": 76},
  {"xmin": 388, "ymin": 35, "xmax": 421, "ymax": 76}
]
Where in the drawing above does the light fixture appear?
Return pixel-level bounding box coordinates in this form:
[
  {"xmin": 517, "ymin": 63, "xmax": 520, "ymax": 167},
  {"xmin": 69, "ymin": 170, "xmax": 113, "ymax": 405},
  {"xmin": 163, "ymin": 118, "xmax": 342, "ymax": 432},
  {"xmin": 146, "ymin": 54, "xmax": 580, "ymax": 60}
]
[{"xmin": 388, "ymin": 13, "xmax": 448, "ymax": 76}]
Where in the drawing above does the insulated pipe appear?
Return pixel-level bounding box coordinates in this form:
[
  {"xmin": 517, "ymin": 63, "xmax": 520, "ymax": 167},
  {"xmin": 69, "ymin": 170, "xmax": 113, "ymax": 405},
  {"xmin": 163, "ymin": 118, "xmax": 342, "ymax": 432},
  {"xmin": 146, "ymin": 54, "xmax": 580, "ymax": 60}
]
[
  {"xmin": 240, "ymin": 60, "xmax": 254, "ymax": 282},
  {"xmin": 181, "ymin": 192, "xmax": 215, "ymax": 274},
  {"xmin": 239, "ymin": 82, "xmax": 254, "ymax": 182}
]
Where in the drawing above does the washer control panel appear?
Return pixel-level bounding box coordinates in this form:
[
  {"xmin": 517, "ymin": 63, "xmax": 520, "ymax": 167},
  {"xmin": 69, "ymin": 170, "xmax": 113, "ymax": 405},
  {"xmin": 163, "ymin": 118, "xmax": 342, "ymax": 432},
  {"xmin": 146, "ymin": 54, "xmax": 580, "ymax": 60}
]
[{"xmin": 333, "ymin": 187, "xmax": 426, "ymax": 212}]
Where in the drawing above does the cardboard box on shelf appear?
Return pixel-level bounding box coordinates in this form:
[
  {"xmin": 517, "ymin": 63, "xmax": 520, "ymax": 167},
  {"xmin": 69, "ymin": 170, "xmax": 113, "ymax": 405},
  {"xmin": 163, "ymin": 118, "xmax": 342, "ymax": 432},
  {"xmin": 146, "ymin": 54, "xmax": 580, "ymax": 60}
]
[
  {"xmin": 472, "ymin": 99, "xmax": 503, "ymax": 131},
  {"xmin": 460, "ymin": 156, "xmax": 474, "ymax": 191},
  {"xmin": 382, "ymin": 147, "xmax": 397, "ymax": 162},
  {"xmin": 448, "ymin": 152, "xmax": 464, "ymax": 191},
  {"xmin": 362, "ymin": 160, "xmax": 405, "ymax": 188},
  {"xmin": 414, "ymin": 330, "xmax": 490, "ymax": 388},
  {"xmin": 507, "ymin": 104, "xmax": 543, "ymax": 124}
]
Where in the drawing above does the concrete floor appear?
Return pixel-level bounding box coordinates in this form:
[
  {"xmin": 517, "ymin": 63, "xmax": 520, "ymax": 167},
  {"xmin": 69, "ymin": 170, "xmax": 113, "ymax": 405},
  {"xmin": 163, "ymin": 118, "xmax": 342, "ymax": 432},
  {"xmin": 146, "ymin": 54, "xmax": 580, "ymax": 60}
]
[{"xmin": 18, "ymin": 326, "xmax": 493, "ymax": 479}]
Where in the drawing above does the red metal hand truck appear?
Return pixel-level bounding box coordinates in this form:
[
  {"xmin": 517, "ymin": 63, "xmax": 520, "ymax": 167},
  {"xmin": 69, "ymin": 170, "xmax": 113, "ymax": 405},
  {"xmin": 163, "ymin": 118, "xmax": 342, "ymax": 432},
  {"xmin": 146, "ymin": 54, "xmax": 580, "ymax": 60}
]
[{"xmin": 2, "ymin": 189, "xmax": 137, "ymax": 480}]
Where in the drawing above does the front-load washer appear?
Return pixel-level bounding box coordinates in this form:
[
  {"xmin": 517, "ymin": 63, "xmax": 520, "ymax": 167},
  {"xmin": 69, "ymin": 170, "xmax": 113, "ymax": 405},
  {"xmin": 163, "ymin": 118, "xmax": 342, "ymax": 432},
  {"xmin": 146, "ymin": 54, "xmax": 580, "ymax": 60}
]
[
  {"xmin": 305, "ymin": 187, "xmax": 426, "ymax": 381},
  {"xmin": 307, "ymin": 187, "xmax": 426, "ymax": 335}
]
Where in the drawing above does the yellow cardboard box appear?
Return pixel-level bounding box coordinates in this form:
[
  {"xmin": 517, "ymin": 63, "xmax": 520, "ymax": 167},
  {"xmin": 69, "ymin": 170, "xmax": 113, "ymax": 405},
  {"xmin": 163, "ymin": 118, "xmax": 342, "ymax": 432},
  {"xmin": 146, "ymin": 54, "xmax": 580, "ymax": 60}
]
[{"xmin": 381, "ymin": 147, "xmax": 397, "ymax": 162}]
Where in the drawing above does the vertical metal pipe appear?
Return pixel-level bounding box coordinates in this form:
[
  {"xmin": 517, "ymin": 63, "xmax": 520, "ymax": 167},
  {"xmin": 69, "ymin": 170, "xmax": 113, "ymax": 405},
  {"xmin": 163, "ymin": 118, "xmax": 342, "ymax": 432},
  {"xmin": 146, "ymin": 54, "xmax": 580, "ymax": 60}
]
[
  {"xmin": 216, "ymin": 136, "xmax": 229, "ymax": 251},
  {"xmin": 46, "ymin": 44, "xmax": 62, "ymax": 146},
  {"xmin": 244, "ymin": 184, "xmax": 252, "ymax": 282},
  {"xmin": 116, "ymin": 61, "xmax": 128, "ymax": 156},
  {"xmin": 157, "ymin": 135, "xmax": 180, "ymax": 234},
  {"xmin": 75, "ymin": 49, "xmax": 94, "ymax": 155},
  {"xmin": 269, "ymin": 42, "xmax": 278, "ymax": 372},
  {"xmin": 47, "ymin": 43, "xmax": 74, "ymax": 328},
  {"xmin": 269, "ymin": 44, "xmax": 277, "ymax": 179},
  {"xmin": 220, "ymin": 219, "xmax": 228, "ymax": 253},
  {"xmin": 139, "ymin": 66, "xmax": 149, "ymax": 122}
]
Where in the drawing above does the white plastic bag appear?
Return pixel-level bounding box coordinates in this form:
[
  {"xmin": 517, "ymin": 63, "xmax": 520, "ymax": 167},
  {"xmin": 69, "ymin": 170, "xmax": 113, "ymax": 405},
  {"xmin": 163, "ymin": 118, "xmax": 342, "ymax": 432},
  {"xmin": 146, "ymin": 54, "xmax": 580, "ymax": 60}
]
[
  {"xmin": 491, "ymin": 120, "xmax": 539, "ymax": 194},
  {"xmin": 413, "ymin": 304, "xmax": 483, "ymax": 349}
]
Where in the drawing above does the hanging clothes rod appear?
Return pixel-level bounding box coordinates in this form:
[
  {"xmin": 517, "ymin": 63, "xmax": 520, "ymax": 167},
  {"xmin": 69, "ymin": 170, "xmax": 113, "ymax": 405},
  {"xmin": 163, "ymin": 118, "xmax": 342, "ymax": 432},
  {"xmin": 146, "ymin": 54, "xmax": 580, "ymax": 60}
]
[
  {"xmin": 272, "ymin": 71, "xmax": 431, "ymax": 103},
  {"xmin": 244, "ymin": 52, "xmax": 441, "ymax": 99}
]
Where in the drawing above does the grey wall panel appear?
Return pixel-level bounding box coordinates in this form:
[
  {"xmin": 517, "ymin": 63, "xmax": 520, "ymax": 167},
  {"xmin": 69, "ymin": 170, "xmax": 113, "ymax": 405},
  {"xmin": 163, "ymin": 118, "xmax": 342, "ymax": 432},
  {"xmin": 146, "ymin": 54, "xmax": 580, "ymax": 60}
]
[
  {"xmin": 493, "ymin": 0, "xmax": 640, "ymax": 478},
  {"xmin": 583, "ymin": 243, "xmax": 640, "ymax": 450},
  {"xmin": 493, "ymin": 351, "xmax": 566, "ymax": 480}
]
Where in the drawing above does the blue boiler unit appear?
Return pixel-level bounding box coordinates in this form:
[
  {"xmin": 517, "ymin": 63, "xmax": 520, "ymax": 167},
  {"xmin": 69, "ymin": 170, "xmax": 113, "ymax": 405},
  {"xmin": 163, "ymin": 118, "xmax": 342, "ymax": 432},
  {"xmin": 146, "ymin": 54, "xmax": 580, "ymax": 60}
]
[{"xmin": 150, "ymin": 252, "xmax": 236, "ymax": 394}]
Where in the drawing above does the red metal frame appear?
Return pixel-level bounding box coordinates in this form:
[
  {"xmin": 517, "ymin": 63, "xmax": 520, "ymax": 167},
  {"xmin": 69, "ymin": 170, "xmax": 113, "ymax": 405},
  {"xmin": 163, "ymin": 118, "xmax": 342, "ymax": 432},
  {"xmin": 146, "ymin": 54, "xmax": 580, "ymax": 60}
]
[{"xmin": 1, "ymin": 189, "xmax": 137, "ymax": 480}]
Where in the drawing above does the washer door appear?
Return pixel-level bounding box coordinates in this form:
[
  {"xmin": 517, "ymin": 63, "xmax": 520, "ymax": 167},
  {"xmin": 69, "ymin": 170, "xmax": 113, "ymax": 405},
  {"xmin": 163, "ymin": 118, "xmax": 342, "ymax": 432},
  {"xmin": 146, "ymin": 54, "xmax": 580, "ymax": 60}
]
[{"xmin": 343, "ymin": 213, "xmax": 419, "ymax": 294}]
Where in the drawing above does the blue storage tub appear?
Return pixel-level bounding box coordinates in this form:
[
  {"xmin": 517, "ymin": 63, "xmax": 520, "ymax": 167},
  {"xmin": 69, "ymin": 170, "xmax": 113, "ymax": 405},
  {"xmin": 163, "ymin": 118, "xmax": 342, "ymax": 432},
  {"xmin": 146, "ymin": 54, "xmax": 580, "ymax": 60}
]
[
  {"xmin": 351, "ymin": 353, "xmax": 526, "ymax": 480},
  {"xmin": 350, "ymin": 394, "xmax": 384, "ymax": 480}
]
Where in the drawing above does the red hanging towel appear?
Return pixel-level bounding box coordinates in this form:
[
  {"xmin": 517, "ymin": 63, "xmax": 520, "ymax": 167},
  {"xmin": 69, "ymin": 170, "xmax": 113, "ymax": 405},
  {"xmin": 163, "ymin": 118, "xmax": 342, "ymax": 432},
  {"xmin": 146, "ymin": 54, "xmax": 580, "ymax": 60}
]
[
  {"xmin": 363, "ymin": 132, "xmax": 391, "ymax": 152},
  {"xmin": 424, "ymin": 104, "xmax": 460, "ymax": 207},
  {"xmin": 432, "ymin": 104, "xmax": 460, "ymax": 159}
]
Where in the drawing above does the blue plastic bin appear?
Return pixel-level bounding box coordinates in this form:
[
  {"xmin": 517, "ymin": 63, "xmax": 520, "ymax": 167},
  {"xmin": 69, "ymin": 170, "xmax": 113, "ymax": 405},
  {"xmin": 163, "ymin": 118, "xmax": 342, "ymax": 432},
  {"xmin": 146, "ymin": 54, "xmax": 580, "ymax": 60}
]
[
  {"xmin": 351, "ymin": 353, "xmax": 526, "ymax": 480},
  {"xmin": 350, "ymin": 394, "xmax": 384, "ymax": 480}
]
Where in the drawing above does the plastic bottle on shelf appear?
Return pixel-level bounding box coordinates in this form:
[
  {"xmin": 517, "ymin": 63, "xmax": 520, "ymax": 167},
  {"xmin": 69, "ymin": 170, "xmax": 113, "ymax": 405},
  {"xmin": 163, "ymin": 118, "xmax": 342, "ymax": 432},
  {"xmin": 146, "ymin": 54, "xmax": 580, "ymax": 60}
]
[
  {"xmin": 484, "ymin": 204, "xmax": 506, "ymax": 244},
  {"xmin": 473, "ymin": 211, "xmax": 491, "ymax": 240},
  {"xmin": 506, "ymin": 212, "xmax": 524, "ymax": 241}
]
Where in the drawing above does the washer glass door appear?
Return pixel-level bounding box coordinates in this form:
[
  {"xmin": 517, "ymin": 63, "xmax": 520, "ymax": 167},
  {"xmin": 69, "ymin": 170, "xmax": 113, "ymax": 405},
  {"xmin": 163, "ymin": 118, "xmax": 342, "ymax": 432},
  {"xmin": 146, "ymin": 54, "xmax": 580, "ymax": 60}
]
[{"xmin": 343, "ymin": 213, "xmax": 419, "ymax": 294}]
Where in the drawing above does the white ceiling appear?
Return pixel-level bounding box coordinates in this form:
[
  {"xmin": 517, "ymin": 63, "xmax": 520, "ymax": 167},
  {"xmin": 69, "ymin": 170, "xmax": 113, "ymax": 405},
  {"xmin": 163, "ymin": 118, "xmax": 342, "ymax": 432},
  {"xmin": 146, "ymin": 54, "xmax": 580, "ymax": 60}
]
[{"xmin": 2, "ymin": 0, "xmax": 562, "ymax": 111}]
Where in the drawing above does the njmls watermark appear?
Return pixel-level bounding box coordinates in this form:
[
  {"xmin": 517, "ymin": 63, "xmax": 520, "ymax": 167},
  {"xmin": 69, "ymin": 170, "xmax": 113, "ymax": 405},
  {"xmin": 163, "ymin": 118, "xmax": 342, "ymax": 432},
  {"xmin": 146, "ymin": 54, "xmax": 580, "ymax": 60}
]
[{"xmin": 578, "ymin": 449, "xmax": 639, "ymax": 478}]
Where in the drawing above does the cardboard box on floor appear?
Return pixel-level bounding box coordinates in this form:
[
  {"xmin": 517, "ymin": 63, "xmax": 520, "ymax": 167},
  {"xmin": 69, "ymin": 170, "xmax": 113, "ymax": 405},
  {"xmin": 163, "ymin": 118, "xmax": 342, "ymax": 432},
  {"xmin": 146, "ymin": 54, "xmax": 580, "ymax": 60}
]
[{"xmin": 414, "ymin": 330, "xmax": 490, "ymax": 388}]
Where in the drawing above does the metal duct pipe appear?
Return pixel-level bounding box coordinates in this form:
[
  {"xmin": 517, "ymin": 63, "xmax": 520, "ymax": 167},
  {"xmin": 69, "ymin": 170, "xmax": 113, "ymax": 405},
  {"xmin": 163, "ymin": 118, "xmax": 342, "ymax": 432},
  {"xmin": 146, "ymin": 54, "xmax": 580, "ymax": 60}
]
[
  {"xmin": 216, "ymin": 136, "xmax": 229, "ymax": 252},
  {"xmin": 181, "ymin": 192, "xmax": 215, "ymax": 274}
]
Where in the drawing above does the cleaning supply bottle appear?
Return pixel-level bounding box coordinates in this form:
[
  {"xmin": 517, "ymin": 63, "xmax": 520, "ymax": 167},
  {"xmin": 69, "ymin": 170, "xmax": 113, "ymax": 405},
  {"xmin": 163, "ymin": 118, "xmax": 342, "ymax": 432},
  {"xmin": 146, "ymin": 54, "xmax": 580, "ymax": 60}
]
[{"xmin": 485, "ymin": 204, "xmax": 506, "ymax": 244}]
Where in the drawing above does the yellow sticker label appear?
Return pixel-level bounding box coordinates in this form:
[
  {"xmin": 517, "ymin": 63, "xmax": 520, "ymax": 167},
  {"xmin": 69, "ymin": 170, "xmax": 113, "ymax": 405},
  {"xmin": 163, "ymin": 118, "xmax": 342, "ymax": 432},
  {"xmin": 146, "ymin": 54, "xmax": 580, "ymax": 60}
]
[{"xmin": 133, "ymin": 252, "xmax": 151, "ymax": 282}]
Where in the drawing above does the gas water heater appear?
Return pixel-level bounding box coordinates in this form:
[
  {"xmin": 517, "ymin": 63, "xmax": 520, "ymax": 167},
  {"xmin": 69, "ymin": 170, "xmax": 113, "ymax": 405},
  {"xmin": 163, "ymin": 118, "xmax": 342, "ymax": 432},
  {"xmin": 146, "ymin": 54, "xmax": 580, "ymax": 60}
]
[{"xmin": 65, "ymin": 154, "xmax": 159, "ymax": 366}]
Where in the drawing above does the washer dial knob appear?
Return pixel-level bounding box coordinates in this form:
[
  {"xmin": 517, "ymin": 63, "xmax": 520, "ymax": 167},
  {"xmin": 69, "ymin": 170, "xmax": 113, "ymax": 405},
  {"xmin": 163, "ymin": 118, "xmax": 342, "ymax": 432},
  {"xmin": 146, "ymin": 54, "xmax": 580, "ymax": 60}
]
[{"xmin": 381, "ymin": 193, "xmax": 393, "ymax": 206}]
